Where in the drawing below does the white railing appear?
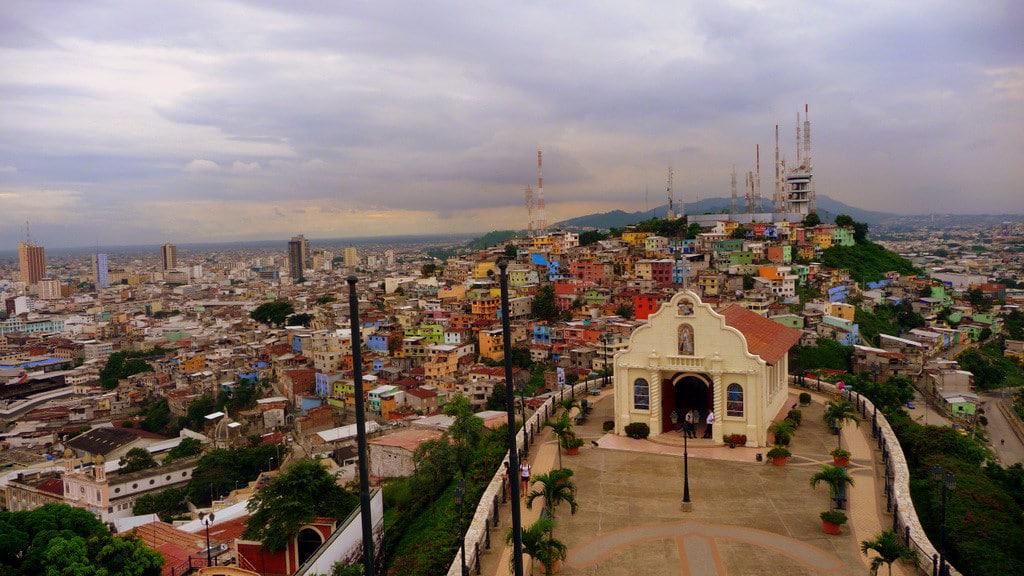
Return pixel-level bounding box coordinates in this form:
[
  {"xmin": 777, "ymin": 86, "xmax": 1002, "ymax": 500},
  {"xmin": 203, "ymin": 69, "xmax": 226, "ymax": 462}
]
[
  {"xmin": 790, "ymin": 375, "xmax": 961, "ymax": 576},
  {"xmin": 445, "ymin": 378, "xmax": 595, "ymax": 576}
]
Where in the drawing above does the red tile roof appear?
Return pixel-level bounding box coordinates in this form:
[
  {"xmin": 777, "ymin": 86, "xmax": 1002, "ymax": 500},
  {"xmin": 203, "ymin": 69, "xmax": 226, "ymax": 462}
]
[{"xmin": 720, "ymin": 304, "xmax": 802, "ymax": 364}]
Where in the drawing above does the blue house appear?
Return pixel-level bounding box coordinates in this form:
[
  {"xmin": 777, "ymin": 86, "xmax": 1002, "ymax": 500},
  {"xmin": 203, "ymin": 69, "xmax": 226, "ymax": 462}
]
[
  {"xmin": 368, "ymin": 334, "xmax": 389, "ymax": 353},
  {"xmin": 533, "ymin": 325, "xmax": 552, "ymax": 345}
]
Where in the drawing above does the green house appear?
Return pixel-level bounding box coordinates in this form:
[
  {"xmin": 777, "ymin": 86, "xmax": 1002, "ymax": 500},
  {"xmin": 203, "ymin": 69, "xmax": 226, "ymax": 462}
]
[
  {"xmin": 831, "ymin": 227, "xmax": 855, "ymax": 247},
  {"xmin": 770, "ymin": 314, "xmax": 804, "ymax": 329}
]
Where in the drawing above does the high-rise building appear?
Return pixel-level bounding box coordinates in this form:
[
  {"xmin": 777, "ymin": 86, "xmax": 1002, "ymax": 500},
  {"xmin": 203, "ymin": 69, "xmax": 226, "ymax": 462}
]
[
  {"xmin": 343, "ymin": 247, "xmax": 359, "ymax": 268},
  {"xmin": 288, "ymin": 235, "xmax": 309, "ymax": 280},
  {"xmin": 37, "ymin": 278, "xmax": 62, "ymax": 300},
  {"xmin": 92, "ymin": 253, "xmax": 110, "ymax": 288},
  {"xmin": 385, "ymin": 249, "xmax": 395, "ymax": 268},
  {"xmin": 161, "ymin": 244, "xmax": 177, "ymax": 271},
  {"xmin": 18, "ymin": 242, "xmax": 45, "ymax": 285}
]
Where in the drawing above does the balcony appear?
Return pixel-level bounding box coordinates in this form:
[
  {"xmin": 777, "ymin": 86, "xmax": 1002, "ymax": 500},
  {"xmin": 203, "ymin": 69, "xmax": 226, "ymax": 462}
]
[{"xmin": 664, "ymin": 355, "xmax": 705, "ymax": 370}]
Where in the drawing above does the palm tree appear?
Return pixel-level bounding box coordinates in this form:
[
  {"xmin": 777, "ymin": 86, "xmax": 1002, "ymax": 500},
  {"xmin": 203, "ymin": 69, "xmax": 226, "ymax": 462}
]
[
  {"xmin": 559, "ymin": 396, "xmax": 580, "ymax": 414},
  {"xmin": 768, "ymin": 419, "xmax": 796, "ymax": 445},
  {"xmin": 861, "ymin": 530, "xmax": 914, "ymax": 576},
  {"xmin": 526, "ymin": 468, "xmax": 579, "ymax": 519},
  {"xmin": 545, "ymin": 413, "xmax": 573, "ymax": 469},
  {"xmin": 810, "ymin": 464, "xmax": 855, "ymax": 508},
  {"xmin": 508, "ymin": 518, "xmax": 568, "ymax": 576},
  {"xmin": 824, "ymin": 398, "xmax": 859, "ymax": 447}
]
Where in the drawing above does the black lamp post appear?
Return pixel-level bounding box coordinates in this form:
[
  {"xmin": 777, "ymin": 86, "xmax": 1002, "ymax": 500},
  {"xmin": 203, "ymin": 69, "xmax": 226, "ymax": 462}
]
[
  {"xmin": 348, "ymin": 276, "xmax": 376, "ymax": 576},
  {"xmin": 498, "ymin": 261, "xmax": 525, "ymax": 576},
  {"xmin": 200, "ymin": 512, "xmax": 215, "ymax": 566},
  {"xmin": 455, "ymin": 478, "xmax": 468, "ymax": 576},
  {"xmin": 670, "ymin": 411, "xmax": 691, "ymax": 509},
  {"xmin": 931, "ymin": 465, "xmax": 955, "ymax": 576}
]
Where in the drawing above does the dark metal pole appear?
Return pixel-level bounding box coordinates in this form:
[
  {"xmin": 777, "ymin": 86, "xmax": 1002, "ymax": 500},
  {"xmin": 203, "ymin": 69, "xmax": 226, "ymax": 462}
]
[
  {"xmin": 348, "ymin": 276, "xmax": 375, "ymax": 576},
  {"xmin": 457, "ymin": 479, "xmax": 467, "ymax": 576},
  {"xmin": 683, "ymin": 433, "xmax": 691, "ymax": 504},
  {"xmin": 204, "ymin": 521, "xmax": 212, "ymax": 566},
  {"xmin": 498, "ymin": 261, "xmax": 524, "ymax": 576}
]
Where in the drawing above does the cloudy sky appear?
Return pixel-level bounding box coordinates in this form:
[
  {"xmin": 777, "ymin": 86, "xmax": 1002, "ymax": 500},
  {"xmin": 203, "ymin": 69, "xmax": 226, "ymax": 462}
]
[{"xmin": 1, "ymin": 1, "xmax": 1022, "ymax": 247}]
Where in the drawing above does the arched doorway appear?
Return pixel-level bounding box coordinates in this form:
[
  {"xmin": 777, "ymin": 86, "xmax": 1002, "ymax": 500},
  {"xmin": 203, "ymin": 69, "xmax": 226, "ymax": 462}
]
[
  {"xmin": 662, "ymin": 374, "xmax": 713, "ymax": 433},
  {"xmin": 296, "ymin": 527, "xmax": 324, "ymax": 566}
]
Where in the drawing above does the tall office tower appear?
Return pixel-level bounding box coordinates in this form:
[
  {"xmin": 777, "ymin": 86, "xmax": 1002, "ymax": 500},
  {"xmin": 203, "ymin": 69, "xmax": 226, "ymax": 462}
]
[
  {"xmin": 384, "ymin": 249, "xmax": 395, "ymax": 268},
  {"xmin": 18, "ymin": 242, "xmax": 45, "ymax": 285},
  {"xmin": 343, "ymin": 246, "xmax": 359, "ymax": 267},
  {"xmin": 92, "ymin": 253, "xmax": 110, "ymax": 288},
  {"xmin": 288, "ymin": 235, "xmax": 309, "ymax": 279},
  {"xmin": 161, "ymin": 243, "xmax": 177, "ymax": 271}
]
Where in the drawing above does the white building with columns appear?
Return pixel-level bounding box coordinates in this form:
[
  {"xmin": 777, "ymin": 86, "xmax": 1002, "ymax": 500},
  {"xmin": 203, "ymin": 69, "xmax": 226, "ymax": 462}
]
[{"xmin": 613, "ymin": 291, "xmax": 802, "ymax": 447}]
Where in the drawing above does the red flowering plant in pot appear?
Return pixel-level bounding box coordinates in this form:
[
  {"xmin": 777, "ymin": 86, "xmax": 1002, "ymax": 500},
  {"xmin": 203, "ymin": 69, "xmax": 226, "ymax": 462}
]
[{"xmin": 831, "ymin": 448, "xmax": 851, "ymax": 467}]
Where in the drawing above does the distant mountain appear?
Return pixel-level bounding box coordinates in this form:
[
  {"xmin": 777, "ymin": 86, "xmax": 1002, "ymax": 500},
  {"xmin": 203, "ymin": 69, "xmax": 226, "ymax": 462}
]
[{"xmin": 554, "ymin": 195, "xmax": 898, "ymax": 229}]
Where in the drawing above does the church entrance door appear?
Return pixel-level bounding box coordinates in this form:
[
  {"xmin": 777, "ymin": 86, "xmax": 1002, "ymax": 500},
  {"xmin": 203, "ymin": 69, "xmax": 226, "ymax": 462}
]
[{"xmin": 662, "ymin": 374, "xmax": 713, "ymax": 433}]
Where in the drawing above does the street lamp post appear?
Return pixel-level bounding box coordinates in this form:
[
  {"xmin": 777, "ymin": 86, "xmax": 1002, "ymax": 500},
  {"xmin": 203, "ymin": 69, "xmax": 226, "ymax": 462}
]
[
  {"xmin": 498, "ymin": 261, "xmax": 525, "ymax": 576},
  {"xmin": 931, "ymin": 465, "xmax": 956, "ymax": 576},
  {"xmin": 200, "ymin": 512, "xmax": 215, "ymax": 567},
  {"xmin": 348, "ymin": 276, "xmax": 376, "ymax": 576},
  {"xmin": 455, "ymin": 479, "xmax": 468, "ymax": 576},
  {"xmin": 670, "ymin": 411, "xmax": 691, "ymax": 510}
]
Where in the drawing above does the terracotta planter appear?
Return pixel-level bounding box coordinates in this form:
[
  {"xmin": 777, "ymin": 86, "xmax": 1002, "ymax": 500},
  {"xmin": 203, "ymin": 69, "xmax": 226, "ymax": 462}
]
[
  {"xmin": 771, "ymin": 456, "xmax": 788, "ymax": 466},
  {"xmin": 566, "ymin": 447, "xmax": 580, "ymax": 456},
  {"xmin": 833, "ymin": 455, "xmax": 850, "ymax": 467},
  {"xmin": 821, "ymin": 520, "xmax": 842, "ymax": 535}
]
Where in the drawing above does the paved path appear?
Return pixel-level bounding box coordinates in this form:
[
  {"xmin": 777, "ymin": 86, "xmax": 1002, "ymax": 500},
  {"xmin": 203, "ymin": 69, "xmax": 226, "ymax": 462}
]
[{"xmin": 981, "ymin": 390, "xmax": 1024, "ymax": 465}]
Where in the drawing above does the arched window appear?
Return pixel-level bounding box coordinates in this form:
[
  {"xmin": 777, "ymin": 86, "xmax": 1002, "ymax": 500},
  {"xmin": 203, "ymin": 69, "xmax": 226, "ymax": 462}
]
[
  {"xmin": 678, "ymin": 324, "xmax": 694, "ymax": 355},
  {"xmin": 633, "ymin": 378, "xmax": 650, "ymax": 410},
  {"xmin": 296, "ymin": 527, "xmax": 324, "ymax": 566},
  {"xmin": 726, "ymin": 384, "xmax": 744, "ymax": 417}
]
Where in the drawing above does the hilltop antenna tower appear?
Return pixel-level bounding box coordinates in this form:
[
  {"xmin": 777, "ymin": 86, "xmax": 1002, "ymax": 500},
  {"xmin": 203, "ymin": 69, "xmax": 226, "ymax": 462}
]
[
  {"xmin": 730, "ymin": 166, "xmax": 738, "ymax": 215},
  {"xmin": 745, "ymin": 170, "xmax": 754, "ymax": 213},
  {"xmin": 803, "ymin": 104, "xmax": 815, "ymax": 213},
  {"xmin": 524, "ymin": 185, "xmax": 535, "ymax": 236},
  {"xmin": 665, "ymin": 164, "xmax": 676, "ymax": 220},
  {"xmin": 535, "ymin": 148, "xmax": 547, "ymax": 232},
  {"xmin": 774, "ymin": 124, "xmax": 784, "ymax": 212},
  {"xmin": 754, "ymin": 144, "xmax": 762, "ymax": 212}
]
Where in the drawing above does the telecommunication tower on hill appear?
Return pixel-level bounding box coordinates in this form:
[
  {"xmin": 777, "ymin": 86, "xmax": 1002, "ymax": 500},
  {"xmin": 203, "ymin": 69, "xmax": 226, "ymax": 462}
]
[
  {"xmin": 665, "ymin": 165, "xmax": 676, "ymax": 220},
  {"xmin": 535, "ymin": 148, "xmax": 547, "ymax": 232},
  {"xmin": 783, "ymin": 104, "xmax": 815, "ymax": 215}
]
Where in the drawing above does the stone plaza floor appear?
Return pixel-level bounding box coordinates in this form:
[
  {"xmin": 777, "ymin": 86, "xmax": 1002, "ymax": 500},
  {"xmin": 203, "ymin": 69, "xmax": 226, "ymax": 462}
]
[{"xmin": 478, "ymin": 388, "xmax": 909, "ymax": 576}]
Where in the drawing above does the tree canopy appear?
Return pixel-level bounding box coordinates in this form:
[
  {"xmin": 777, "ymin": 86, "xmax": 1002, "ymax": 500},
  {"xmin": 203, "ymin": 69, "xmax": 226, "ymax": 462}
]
[
  {"xmin": 244, "ymin": 459, "xmax": 358, "ymax": 551},
  {"xmin": 164, "ymin": 437, "xmax": 203, "ymax": 463},
  {"xmin": 531, "ymin": 285, "xmax": 561, "ymax": 322},
  {"xmin": 100, "ymin": 349, "xmax": 162, "ymax": 389},
  {"xmin": 250, "ymin": 300, "xmax": 295, "ymax": 327},
  {"xmin": 0, "ymin": 503, "xmax": 163, "ymax": 576},
  {"xmin": 120, "ymin": 447, "xmax": 158, "ymax": 474},
  {"xmin": 803, "ymin": 212, "xmax": 821, "ymax": 226}
]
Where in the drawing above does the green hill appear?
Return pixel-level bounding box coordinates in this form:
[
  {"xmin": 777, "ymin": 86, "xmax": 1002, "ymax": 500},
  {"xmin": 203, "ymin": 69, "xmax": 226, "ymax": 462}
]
[
  {"xmin": 466, "ymin": 230, "xmax": 521, "ymax": 250},
  {"xmin": 820, "ymin": 241, "xmax": 919, "ymax": 284}
]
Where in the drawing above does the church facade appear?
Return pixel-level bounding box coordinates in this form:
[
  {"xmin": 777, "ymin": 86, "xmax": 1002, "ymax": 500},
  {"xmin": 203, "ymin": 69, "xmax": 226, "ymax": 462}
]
[{"xmin": 613, "ymin": 291, "xmax": 802, "ymax": 447}]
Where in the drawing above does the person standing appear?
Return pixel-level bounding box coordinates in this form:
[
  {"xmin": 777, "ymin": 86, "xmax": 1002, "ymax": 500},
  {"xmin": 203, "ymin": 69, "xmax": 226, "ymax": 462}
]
[
  {"xmin": 689, "ymin": 409, "xmax": 700, "ymax": 439},
  {"xmin": 683, "ymin": 409, "xmax": 695, "ymax": 438},
  {"xmin": 520, "ymin": 461, "xmax": 531, "ymax": 495},
  {"xmin": 703, "ymin": 409, "xmax": 715, "ymax": 439}
]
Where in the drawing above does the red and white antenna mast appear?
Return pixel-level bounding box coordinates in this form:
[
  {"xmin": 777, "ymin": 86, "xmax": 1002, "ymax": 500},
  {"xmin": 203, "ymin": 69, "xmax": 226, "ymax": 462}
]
[{"xmin": 535, "ymin": 148, "xmax": 547, "ymax": 232}]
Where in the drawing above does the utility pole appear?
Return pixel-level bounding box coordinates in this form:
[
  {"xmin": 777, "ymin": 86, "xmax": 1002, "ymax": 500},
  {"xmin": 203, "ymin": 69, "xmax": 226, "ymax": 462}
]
[
  {"xmin": 348, "ymin": 276, "xmax": 375, "ymax": 576},
  {"xmin": 498, "ymin": 261, "xmax": 525, "ymax": 576}
]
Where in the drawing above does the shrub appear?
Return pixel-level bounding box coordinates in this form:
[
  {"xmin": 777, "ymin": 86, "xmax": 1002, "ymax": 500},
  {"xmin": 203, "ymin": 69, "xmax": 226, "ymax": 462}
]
[
  {"xmin": 767, "ymin": 446, "xmax": 791, "ymax": 459},
  {"xmin": 831, "ymin": 448, "xmax": 851, "ymax": 458},
  {"xmin": 820, "ymin": 509, "xmax": 847, "ymax": 525},
  {"xmin": 726, "ymin": 434, "xmax": 747, "ymax": 447},
  {"xmin": 562, "ymin": 435, "xmax": 584, "ymax": 449},
  {"xmin": 774, "ymin": 431, "xmax": 791, "ymax": 446},
  {"xmin": 602, "ymin": 420, "xmax": 614, "ymax": 432},
  {"xmin": 799, "ymin": 392, "xmax": 812, "ymax": 405},
  {"xmin": 624, "ymin": 422, "xmax": 650, "ymax": 439},
  {"xmin": 787, "ymin": 410, "xmax": 803, "ymax": 426}
]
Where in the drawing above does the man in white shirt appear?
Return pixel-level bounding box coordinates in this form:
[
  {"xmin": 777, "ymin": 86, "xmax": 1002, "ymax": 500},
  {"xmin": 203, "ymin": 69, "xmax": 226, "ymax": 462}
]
[{"xmin": 703, "ymin": 410, "xmax": 715, "ymax": 439}]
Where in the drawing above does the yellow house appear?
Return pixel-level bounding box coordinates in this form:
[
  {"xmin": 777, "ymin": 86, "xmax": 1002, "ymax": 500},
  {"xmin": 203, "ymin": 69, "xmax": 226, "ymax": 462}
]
[
  {"xmin": 613, "ymin": 291, "xmax": 802, "ymax": 446},
  {"xmin": 622, "ymin": 231, "xmax": 653, "ymax": 247},
  {"xmin": 478, "ymin": 328, "xmax": 504, "ymax": 361},
  {"xmin": 813, "ymin": 231, "xmax": 833, "ymax": 249},
  {"xmin": 697, "ymin": 274, "xmax": 722, "ymax": 297},
  {"xmin": 722, "ymin": 221, "xmax": 741, "ymax": 236},
  {"xmin": 179, "ymin": 354, "xmax": 206, "ymax": 373},
  {"xmin": 829, "ymin": 302, "xmax": 856, "ymax": 322},
  {"xmin": 473, "ymin": 262, "xmax": 497, "ymax": 279}
]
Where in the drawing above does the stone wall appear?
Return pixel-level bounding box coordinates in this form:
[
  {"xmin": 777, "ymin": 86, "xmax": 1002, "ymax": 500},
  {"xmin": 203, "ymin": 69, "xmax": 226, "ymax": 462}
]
[
  {"xmin": 793, "ymin": 376, "xmax": 962, "ymax": 576},
  {"xmin": 446, "ymin": 379, "xmax": 594, "ymax": 576}
]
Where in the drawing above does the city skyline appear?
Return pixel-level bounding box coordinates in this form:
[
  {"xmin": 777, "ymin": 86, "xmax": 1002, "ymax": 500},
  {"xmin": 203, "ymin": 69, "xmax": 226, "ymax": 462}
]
[{"xmin": 2, "ymin": 1, "xmax": 1023, "ymax": 248}]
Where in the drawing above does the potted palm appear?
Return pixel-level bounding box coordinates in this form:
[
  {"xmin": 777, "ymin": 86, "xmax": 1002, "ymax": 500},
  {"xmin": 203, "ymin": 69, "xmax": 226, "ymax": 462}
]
[
  {"xmin": 820, "ymin": 509, "xmax": 847, "ymax": 535},
  {"xmin": 831, "ymin": 448, "xmax": 851, "ymax": 467},
  {"xmin": 509, "ymin": 517, "xmax": 567, "ymax": 576},
  {"xmin": 767, "ymin": 446, "xmax": 791, "ymax": 466},
  {"xmin": 527, "ymin": 468, "xmax": 580, "ymax": 518},
  {"xmin": 768, "ymin": 419, "xmax": 795, "ymax": 446},
  {"xmin": 545, "ymin": 414, "xmax": 573, "ymax": 468},
  {"xmin": 861, "ymin": 530, "xmax": 914, "ymax": 576},
  {"xmin": 824, "ymin": 398, "xmax": 859, "ymax": 443},
  {"xmin": 562, "ymin": 434, "xmax": 584, "ymax": 456},
  {"xmin": 810, "ymin": 465, "xmax": 855, "ymax": 509}
]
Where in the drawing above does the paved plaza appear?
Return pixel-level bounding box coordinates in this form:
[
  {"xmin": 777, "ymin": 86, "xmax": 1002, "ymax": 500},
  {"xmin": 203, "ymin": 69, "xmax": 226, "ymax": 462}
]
[{"xmin": 478, "ymin": 389, "xmax": 909, "ymax": 575}]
